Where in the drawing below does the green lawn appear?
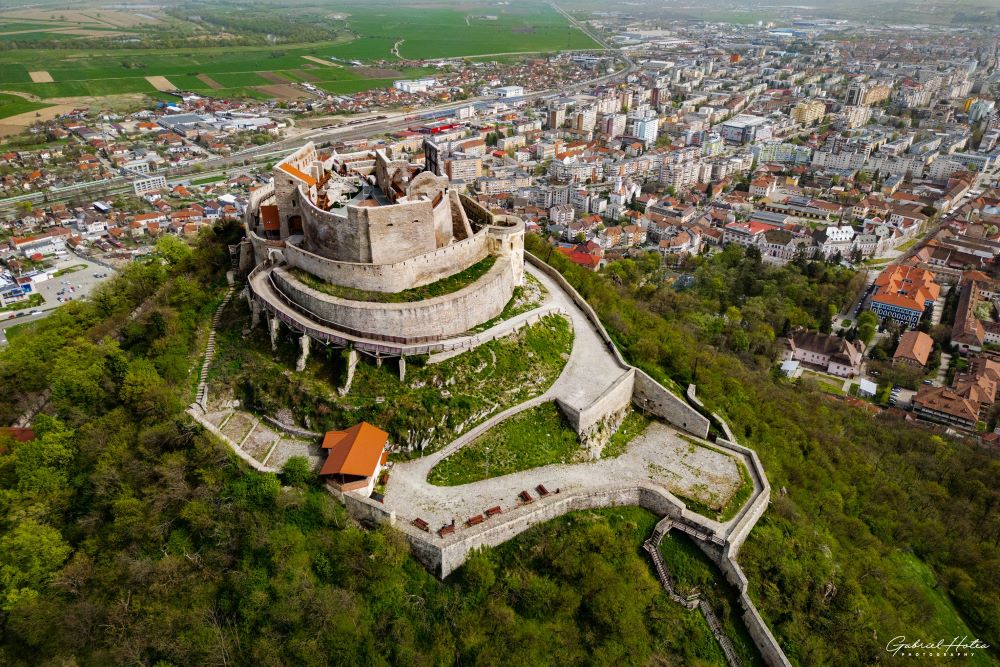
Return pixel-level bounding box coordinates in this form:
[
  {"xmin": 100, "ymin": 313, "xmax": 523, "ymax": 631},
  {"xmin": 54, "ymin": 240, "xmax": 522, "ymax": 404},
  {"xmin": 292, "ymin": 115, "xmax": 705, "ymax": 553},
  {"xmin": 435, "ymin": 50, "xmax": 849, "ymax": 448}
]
[
  {"xmin": 291, "ymin": 255, "xmax": 497, "ymax": 303},
  {"xmin": 799, "ymin": 370, "xmax": 846, "ymax": 396},
  {"xmin": 0, "ymin": 293, "xmax": 43, "ymax": 313},
  {"xmin": 0, "ymin": 93, "xmax": 49, "ymax": 120},
  {"xmin": 52, "ymin": 264, "xmax": 87, "ymax": 278},
  {"xmin": 601, "ymin": 409, "xmax": 652, "ymax": 458},
  {"xmin": 190, "ymin": 174, "xmax": 226, "ymax": 186},
  {"xmin": 428, "ymin": 401, "xmax": 584, "ymax": 486}
]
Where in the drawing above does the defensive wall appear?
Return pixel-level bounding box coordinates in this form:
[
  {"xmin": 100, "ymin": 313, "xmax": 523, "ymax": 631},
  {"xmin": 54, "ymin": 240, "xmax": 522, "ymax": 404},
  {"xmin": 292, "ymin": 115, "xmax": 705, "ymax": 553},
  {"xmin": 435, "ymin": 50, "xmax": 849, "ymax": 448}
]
[
  {"xmin": 297, "ymin": 180, "xmax": 451, "ymax": 264},
  {"xmin": 283, "ymin": 227, "xmax": 490, "ymax": 293},
  {"xmin": 269, "ymin": 258, "xmax": 515, "ymax": 342},
  {"xmin": 557, "ymin": 369, "xmax": 636, "ymax": 456},
  {"xmin": 337, "ymin": 252, "xmax": 790, "ymax": 665},
  {"xmin": 250, "ymin": 260, "xmax": 568, "ymax": 356},
  {"xmin": 634, "ymin": 370, "xmax": 711, "ymax": 439}
]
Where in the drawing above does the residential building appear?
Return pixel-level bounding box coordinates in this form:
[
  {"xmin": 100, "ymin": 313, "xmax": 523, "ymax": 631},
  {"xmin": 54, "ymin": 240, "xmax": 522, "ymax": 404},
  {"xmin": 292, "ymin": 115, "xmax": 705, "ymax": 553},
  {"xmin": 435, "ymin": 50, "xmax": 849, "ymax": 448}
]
[
  {"xmin": 913, "ymin": 386, "xmax": 979, "ymax": 430},
  {"xmin": 893, "ymin": 330, "xmax": 934, "ymax": 367},
  {"xmin": 784, "ymin": 328, "xmax": 864, "ymax": 378},
  {"xmin": 791, "ymin": 100, "xmax": 826, "ymax": 125}
]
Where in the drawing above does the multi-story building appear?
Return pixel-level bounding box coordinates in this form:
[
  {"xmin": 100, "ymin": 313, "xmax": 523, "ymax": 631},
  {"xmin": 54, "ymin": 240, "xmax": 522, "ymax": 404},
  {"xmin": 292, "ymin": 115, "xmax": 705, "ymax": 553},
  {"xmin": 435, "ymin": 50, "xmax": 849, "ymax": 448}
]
[
  {"xmin": 846, "ymin": 80, "xmax": 892, "ymax": 107},
  {"xmin": 599, "ymin": 113, "xmax": 627, "ymax": 138},
  {"xmin": 546, "ymin": 107, "xmax": 566, "ymax": 130},
  {"xmin": 869, "ymin": 264, "xmax": 940, "ymax": 328},
  {"xmin": 783, "ymin": 328, "xmax": 863, "ymax": 378},
  {"xmin": 719, "ymin": 114, "xmax": 772, "ymax": 144},
  {"xmin": 791, "ymin": 99, "xmax": 826, "ymax": 125},
  {"xmin": 633, "ymin": 113, "xmax": 660, "ymax": 146}
]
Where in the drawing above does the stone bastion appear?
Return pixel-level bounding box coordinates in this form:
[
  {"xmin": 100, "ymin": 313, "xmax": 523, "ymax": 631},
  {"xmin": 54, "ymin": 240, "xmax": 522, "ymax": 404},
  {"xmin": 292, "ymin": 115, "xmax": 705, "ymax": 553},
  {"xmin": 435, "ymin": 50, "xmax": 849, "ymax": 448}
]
[{"xmin": 240, "ymin": 144, "xmax": 526, "ymax": 356}]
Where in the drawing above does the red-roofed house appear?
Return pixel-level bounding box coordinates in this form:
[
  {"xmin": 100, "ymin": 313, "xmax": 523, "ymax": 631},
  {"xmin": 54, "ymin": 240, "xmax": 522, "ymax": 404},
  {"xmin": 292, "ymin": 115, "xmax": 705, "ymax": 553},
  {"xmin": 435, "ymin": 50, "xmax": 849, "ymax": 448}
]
[{"xmin": 320, "ymin": 422, "xmax": 389, "ymax": 496}]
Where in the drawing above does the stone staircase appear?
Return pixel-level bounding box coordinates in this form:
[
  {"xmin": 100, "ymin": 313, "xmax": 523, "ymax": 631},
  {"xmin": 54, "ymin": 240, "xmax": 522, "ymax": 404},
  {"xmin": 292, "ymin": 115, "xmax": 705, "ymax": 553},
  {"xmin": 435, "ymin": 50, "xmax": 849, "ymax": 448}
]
[
  {"xmin": 644, "ymin": 521, "xmax": 742, "ymax": 667},
  {"xmin": 194, "ymin": 272, "xmax": 235, "ymax": 412},
  {"xmin": 700, "ymin": 600, "xmax": 743, "ymax": 667}
]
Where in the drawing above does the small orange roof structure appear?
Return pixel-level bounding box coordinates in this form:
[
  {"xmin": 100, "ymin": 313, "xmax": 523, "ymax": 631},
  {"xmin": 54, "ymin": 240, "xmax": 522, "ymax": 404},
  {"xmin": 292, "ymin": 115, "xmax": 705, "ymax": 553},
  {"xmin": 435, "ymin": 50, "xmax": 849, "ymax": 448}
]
[
  {"xmin": 260, "ymin": 204, "xmax": 280, "ymax": 231},
  {"xmin": 278, "ymin": 162, "xmax": 317, "ymax": 187},
  {"xmin": 320, "ymin": 422, "xmax": 388, "ymax": 479}
]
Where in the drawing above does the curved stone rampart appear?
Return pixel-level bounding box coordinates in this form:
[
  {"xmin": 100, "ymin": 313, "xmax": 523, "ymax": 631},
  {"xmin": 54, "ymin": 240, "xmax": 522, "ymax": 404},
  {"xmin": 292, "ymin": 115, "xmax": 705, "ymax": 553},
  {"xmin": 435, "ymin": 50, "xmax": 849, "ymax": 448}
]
[
  {"xmin": 284, "ymin": 230, "xmax": 491, "ymax": 293},
  {"xmin": 270, "ymin": 260, "xmax": 515, "ymax": 342}
]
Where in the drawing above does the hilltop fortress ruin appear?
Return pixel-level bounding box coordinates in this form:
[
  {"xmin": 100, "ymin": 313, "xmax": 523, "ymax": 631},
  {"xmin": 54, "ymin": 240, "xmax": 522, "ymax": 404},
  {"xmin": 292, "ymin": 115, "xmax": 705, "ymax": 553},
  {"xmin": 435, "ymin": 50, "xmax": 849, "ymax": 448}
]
[{"xmin": 241, "ymin": 141, "xmax": 525, "ymax": 365}]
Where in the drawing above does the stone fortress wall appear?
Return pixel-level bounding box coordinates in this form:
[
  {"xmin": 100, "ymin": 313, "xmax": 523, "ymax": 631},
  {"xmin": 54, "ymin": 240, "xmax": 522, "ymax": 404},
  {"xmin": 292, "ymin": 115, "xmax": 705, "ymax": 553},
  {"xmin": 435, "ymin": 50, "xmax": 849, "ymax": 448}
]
[
  {"xmin": 284, "ymin": 218, "xmax": 490, "ymax": 293},
  {"xmin": 269, "ymin": 258, "xmax": 516, "ymax": 342},
  {"xmin": 338, "ymin": 253, "xmax": 791, "ymax": 665},
  {"xmin": 243, "ymin": 142, "xmax": 527, "ymax": 353}
]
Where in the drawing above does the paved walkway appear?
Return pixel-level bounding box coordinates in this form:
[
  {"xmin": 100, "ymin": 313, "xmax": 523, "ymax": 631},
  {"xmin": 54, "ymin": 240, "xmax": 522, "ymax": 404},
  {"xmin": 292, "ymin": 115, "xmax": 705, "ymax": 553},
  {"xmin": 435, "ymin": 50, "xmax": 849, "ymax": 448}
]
[
  {"xmin": 383, "ymin": 421, "xmax": 740, "ymax": 533},
  {"xmin": 529, "ymin": 264, "xmax": 630, "ymax": 413}
]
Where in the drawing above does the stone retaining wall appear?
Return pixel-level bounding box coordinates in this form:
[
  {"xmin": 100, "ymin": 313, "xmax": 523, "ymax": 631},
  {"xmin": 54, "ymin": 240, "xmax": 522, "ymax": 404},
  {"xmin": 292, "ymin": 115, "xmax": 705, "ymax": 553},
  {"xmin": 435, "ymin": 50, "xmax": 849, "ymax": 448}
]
[
  {"xmin": 633, "ymin": 370, "xmax": 711, "ymax": 438},
  {"xmin": 557, "ymin": 369, "xmax": 636, "ymax": 456},
  {"xmin": 284, "ymin": 230, "xmax": 490, "ymax": 293},
  {"xmin": 270, "ymin": 260, "xmax": 514, "ymax": 341},
  {"xmin": 715, "ymin": 438, "xmax": 771, "ymax": 556}
]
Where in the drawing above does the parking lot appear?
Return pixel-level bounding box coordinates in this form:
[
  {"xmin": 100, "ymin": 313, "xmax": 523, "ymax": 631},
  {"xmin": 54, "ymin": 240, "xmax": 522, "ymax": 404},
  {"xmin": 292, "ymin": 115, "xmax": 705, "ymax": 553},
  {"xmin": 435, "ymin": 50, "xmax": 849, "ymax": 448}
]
[{"xmin": 0, "ymin": 254, "xmax": 114, "ymax": 345}]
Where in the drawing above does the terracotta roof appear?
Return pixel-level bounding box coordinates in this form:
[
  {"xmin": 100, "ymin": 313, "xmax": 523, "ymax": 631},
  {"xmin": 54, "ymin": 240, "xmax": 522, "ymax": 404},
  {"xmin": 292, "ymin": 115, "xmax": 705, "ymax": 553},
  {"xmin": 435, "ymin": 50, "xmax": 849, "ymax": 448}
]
[
  {"xmin": 914, "ymin": 386, "xmax": 979, "ymax": 423},
  {"xmin": 278, "ymin": 162, "xmax": 317, "ymax": 186},
  {"xmin": 260, "ymin": 204, "xmax": 280, "ymax": 231},
  {"xmin": 872, "ymin": 265, "xmax": 939, "ymax": 313},
  {"xmin": 320, "ymin": 422, "xmax": 388, "ymax": 478},
  {"xmin": 894, "ymin": 331, "xmax": 933, "ymax": 366}
]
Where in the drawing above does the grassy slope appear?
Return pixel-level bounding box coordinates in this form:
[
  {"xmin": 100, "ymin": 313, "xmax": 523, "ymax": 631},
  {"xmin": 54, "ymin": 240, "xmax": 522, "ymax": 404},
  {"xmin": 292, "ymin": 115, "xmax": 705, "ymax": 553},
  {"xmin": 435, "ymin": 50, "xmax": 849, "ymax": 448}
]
[
  {"xmin": 209, "ymin": 301, "xmax": 573, "ymax": 454},
  {"xmin": 428, "ymin": 401, "xmax": 583, "ymax": 486}
]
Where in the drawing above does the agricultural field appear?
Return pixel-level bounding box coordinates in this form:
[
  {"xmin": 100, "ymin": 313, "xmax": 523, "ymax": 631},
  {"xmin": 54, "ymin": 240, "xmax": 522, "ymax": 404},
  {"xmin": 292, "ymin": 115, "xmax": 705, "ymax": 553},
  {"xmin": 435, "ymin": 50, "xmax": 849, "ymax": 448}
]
[
  {"xmin": 337, "ymin": 3, "xmax": 601, "ymax": 59},
  {"xmin": 0, "ymin": 1, "xmax": 599, "ymax": 103},
  {"xmin": 0, "ymin": 93, "xmax": 49, "ymax": 120}
]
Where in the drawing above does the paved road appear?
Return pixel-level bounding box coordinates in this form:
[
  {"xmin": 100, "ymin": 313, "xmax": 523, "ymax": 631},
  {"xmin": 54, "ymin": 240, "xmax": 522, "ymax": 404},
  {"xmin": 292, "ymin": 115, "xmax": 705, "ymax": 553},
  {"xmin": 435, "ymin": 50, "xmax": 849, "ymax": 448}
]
[{"xmin": 0, "ymin": 254, "xmax": 113, "ymax": 345}]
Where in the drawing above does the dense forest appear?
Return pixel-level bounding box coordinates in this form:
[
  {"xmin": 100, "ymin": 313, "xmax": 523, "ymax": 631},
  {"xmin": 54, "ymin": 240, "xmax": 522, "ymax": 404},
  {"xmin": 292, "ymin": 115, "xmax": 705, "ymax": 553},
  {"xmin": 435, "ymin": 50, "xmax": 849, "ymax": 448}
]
[
  {"xmin": 0, "ymin": 224, "xmax": 996, "ymax": 665},
  {"xmin": 0, "ymin": 223, "xmax": 735, "ymax": 666}
]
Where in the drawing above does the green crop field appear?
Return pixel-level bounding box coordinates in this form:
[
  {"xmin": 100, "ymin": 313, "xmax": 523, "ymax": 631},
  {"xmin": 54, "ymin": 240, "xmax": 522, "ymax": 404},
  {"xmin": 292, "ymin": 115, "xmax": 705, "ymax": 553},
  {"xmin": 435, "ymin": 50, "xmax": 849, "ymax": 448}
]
[
  {"xmin": 339, "ymin": 3, "xmax": 600, "ymax": 59},
  {"xmin": 0, "ymin": 1, "xmax": 599, "ymax": 102},
  {"xmin": 0, "ymin": 92, "xmax": 50, "ymax": 120}
]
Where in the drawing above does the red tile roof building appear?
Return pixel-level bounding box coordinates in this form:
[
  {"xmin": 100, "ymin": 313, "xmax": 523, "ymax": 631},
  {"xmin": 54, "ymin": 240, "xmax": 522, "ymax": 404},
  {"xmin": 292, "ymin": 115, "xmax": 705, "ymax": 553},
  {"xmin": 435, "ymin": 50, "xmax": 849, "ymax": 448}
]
[
  {"xmin": 870, "ymin": 265, "xmax": 940, "ymax": 328},
  {"xmin": 320, "ymin": 422, "xmax": 389, "ymax": 496}
]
